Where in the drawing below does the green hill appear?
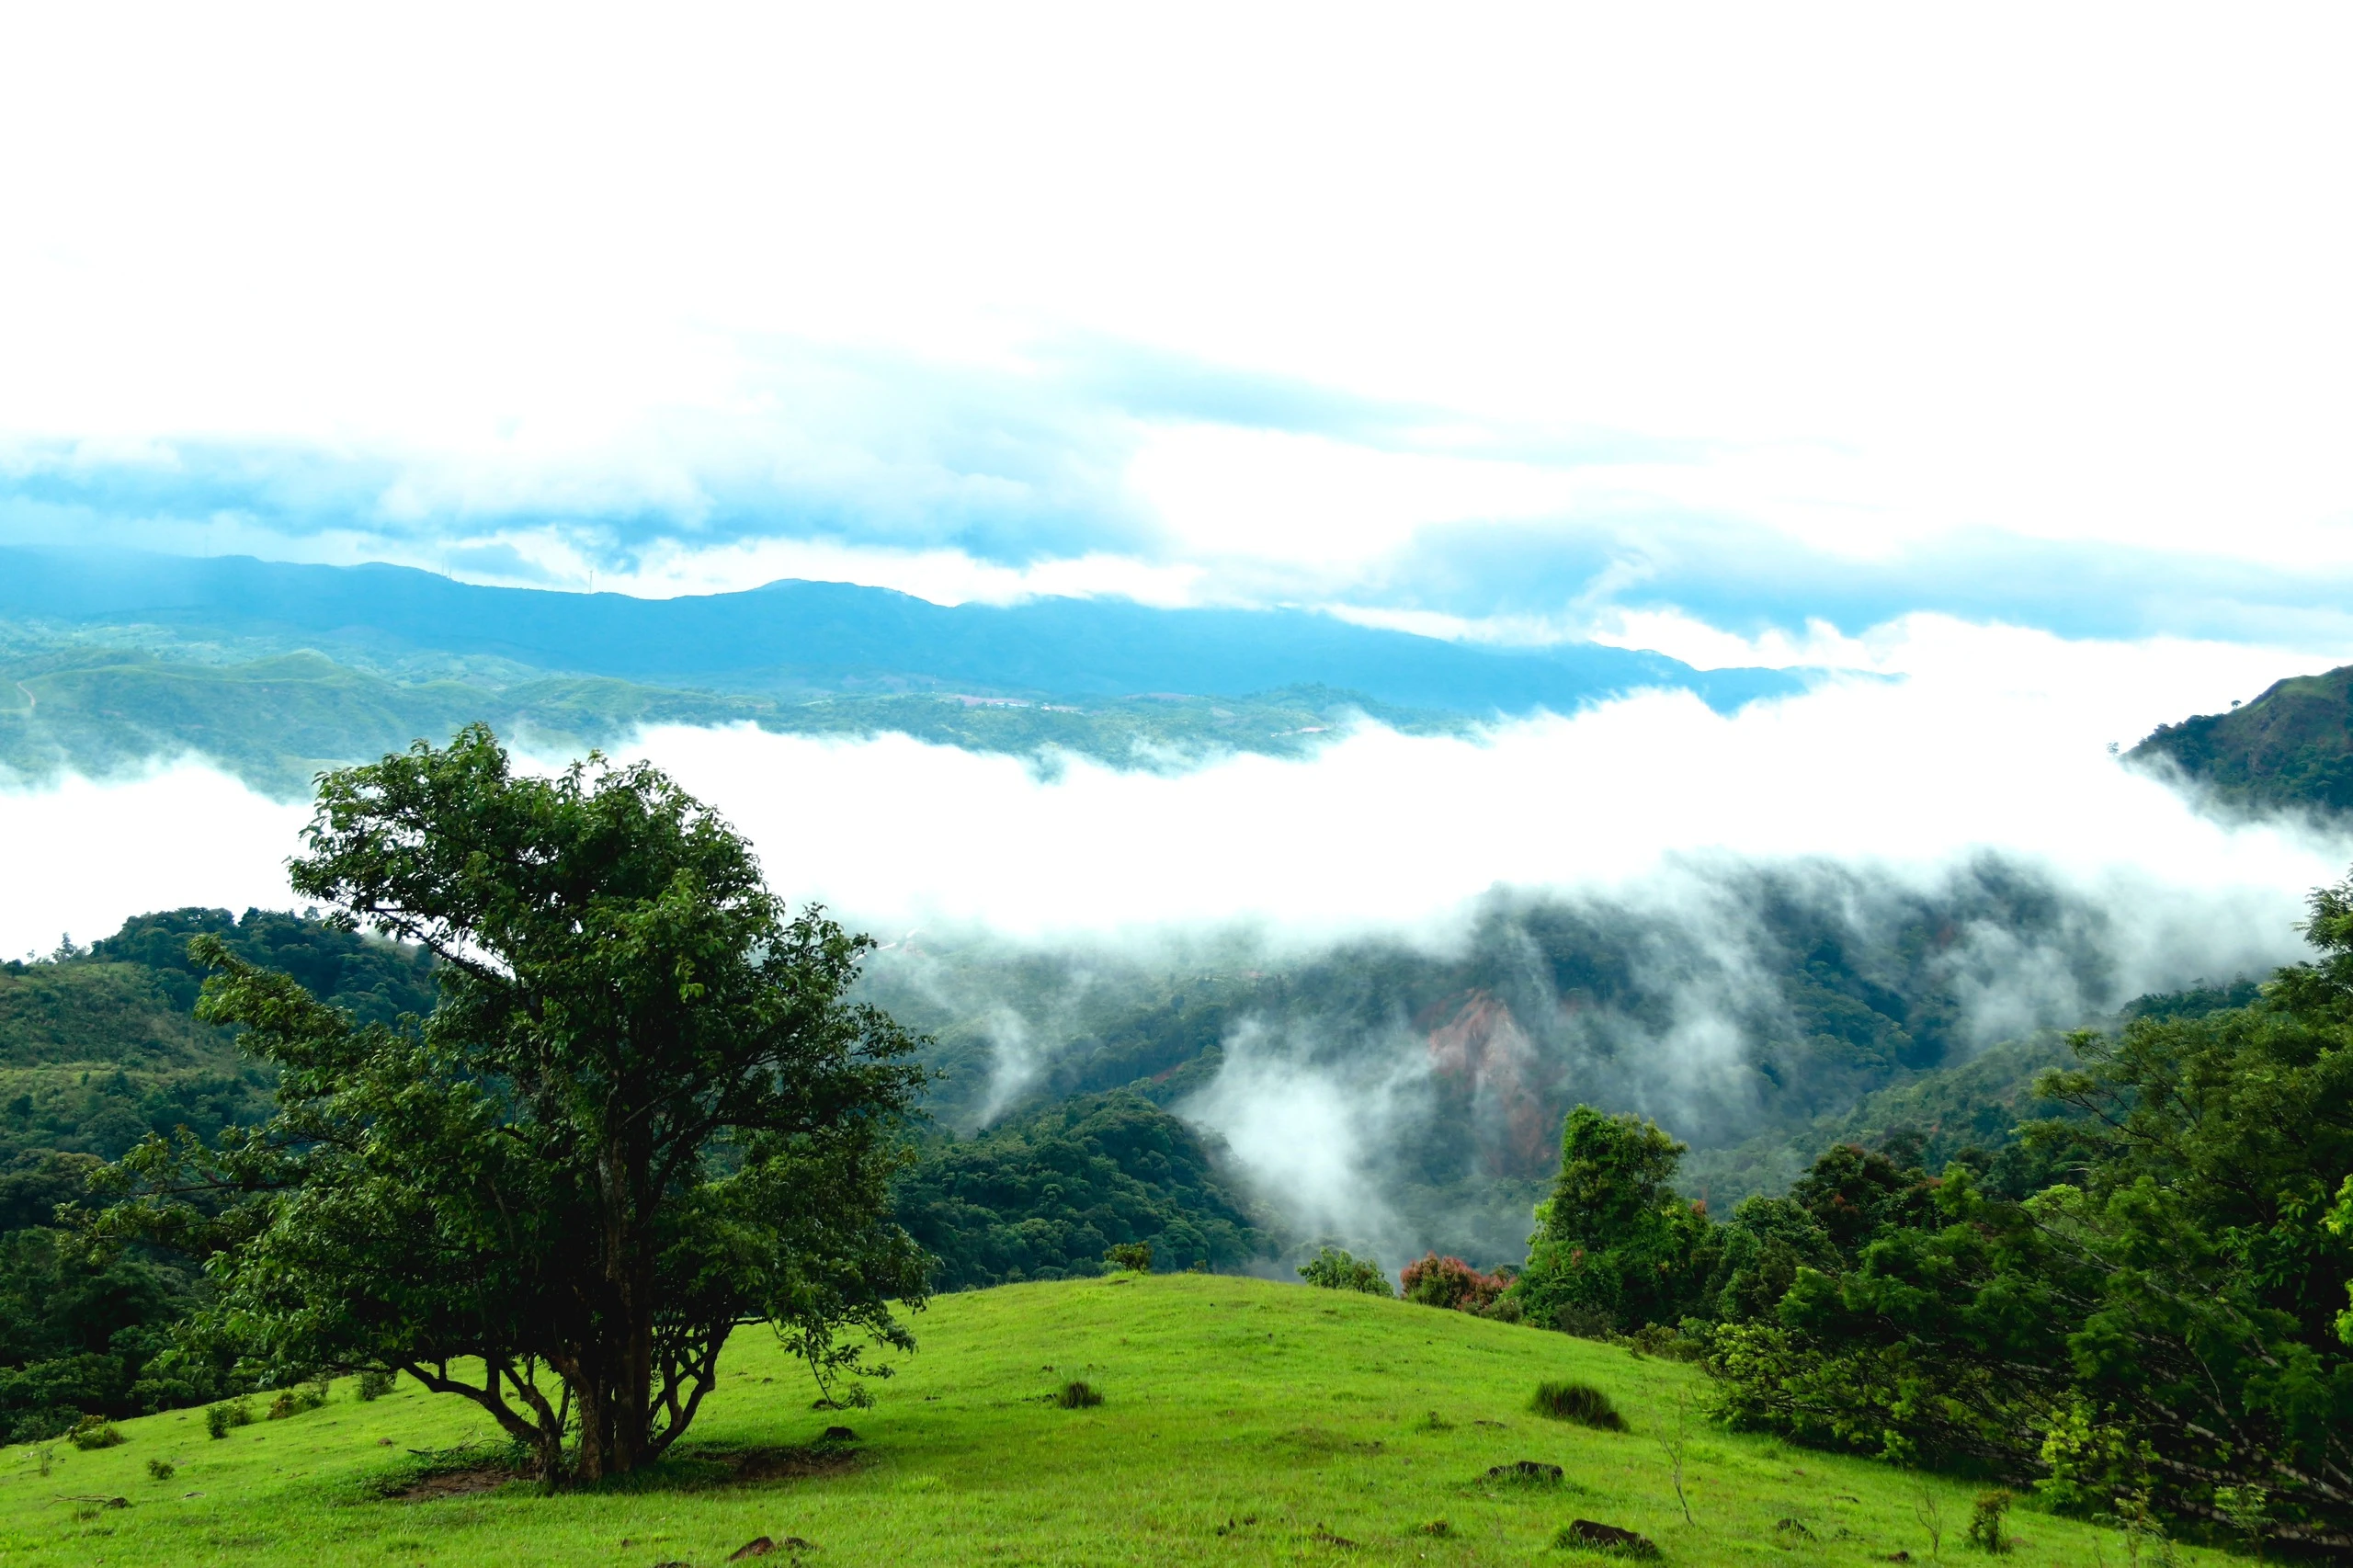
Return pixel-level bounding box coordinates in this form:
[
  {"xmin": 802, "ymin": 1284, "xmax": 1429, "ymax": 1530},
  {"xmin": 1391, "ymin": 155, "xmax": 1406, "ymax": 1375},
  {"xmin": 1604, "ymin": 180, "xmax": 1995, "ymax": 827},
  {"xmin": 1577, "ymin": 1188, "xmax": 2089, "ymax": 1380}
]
[
  {"xmin": 2129, "ymin": 662, "xmax": 2353, "ymax": 816},
  {"xmin": 1680, "ymin": 976, "xmax": 2263, "ymax": 1209},
  {"xmin": 0, "ymin": 1273, "xmax": 2222, "ymax": 1567},
  {"xmin": 0, "ymin": 634, "xmax": 1462, "ymax": 797}
]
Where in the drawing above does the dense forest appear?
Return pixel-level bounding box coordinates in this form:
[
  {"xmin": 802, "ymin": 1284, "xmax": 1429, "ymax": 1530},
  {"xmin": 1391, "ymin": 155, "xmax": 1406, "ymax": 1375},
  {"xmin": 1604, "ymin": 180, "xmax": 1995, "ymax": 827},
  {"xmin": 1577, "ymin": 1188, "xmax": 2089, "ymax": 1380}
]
[
  {"xmin": 1458, "ymin": 928, "xmax": 2349, "ymax": 1551},
  {"xmin": 865, "ymin": 860, "xmax": 2163, "ymax": 1263},
  {"xmin": 0, "ymin": 909, "xmax": 436, "ymax": 1439},
  {"xmin": 893, "ymin": 1092, "xmax": 1267, "ymax": 1290}
]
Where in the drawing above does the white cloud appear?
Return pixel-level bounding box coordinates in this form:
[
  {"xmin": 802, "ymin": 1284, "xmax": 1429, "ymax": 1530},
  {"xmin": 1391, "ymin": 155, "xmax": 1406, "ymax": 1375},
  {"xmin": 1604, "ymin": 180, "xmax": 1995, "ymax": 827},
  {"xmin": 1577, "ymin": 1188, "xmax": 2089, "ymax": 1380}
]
[
  {"xmin": 0, "ymin": 763, "xmax": 305, "ymax": 960},
  {"xmin": 0, "ymin": 620, "xmax": 2333, "ymax": 967},
  {"xmin": 6, "ymin": 6, "xmax": 2353, "ymax": 609}
]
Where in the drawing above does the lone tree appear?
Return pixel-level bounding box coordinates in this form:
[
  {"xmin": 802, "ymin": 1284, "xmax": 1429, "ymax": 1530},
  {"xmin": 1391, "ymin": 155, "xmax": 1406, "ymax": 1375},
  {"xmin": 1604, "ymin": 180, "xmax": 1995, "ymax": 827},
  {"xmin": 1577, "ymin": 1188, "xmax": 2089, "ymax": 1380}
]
[{"xmin": 93, "ymin": 726, "xmax": 930, "ymax": 1481}]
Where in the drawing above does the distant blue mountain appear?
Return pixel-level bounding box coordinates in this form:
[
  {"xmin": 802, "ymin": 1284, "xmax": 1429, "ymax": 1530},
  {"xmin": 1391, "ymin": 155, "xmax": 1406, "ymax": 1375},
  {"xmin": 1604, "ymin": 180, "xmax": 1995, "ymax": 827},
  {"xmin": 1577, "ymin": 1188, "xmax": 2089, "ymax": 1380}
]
[{"xmin": 0, "ymin": 548, "xmax": 1803, "ymax": 715}]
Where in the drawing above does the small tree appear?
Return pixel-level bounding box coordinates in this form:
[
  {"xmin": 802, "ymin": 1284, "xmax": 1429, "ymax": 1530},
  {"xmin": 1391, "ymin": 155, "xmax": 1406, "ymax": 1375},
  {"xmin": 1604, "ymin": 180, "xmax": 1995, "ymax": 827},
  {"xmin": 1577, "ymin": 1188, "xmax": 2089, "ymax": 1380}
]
[
  {"xmin": 93, "ymin": 727, "xmax": 930, "ymax": 1481},
  {"xmin": 1297, "ymin": 1246, "xmax": 1391, "ymax": 1296},
  {"xmin": 1506, "ymin": 1106, "xmax": 1712, "ymax": 1333},
  {"xmin": 1399, "ymin": 1253, "xmax": 1505, "ymax": 1312}
]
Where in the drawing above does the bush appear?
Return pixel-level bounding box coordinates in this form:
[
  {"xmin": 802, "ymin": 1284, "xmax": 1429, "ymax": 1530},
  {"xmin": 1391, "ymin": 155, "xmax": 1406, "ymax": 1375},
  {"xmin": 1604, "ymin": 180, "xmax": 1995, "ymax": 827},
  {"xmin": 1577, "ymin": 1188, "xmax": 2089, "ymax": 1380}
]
[
  {"xmin": 1055, "ymin": 1380, "xmax": 1104, "ymax": 1409},
  {"xmin": 1967, "ymin": 1490, "xmax": 2011, "ymax": 1552},
  {"xmin": 356, "ymin": 1369, "xmax": 396, "ymax": 1402},
  {"xmin": 1103, "ymin": 1242, "xmax": 1153, "ymax": 1273},
  {"xmin": 1298, "ymin": 1246, "xmax": 1392, "ymax": 1296},
  {"xmin": 267, "ymin": 1381, "xmax": 328, "ymax": 1420},
  {"xmin": 1552, "ymin": 1302, "xmax": 1615, "ymax": 1339},
  {"xmin": 205, "ymin": 1398, "xmax": 254, "ymax": 1439},
  {"xmin": 145, "ymin": 1459, "xmax": 175, "ymax": 1481},
  {"xmin": 1399, "ymin": 1253, "xmax": 1506, "ymax": 1312},
  {"xmin": 1626, "ymin": 1323, "xmax": 1710, "ymax": 1363},
  {"xmin": 68, "ymin": 1415, "xmax": 123, "ymax": 1449},
  {"xmin": 1531, "ymin": 1381, "xmax": 1627, "ymax": 1431}
]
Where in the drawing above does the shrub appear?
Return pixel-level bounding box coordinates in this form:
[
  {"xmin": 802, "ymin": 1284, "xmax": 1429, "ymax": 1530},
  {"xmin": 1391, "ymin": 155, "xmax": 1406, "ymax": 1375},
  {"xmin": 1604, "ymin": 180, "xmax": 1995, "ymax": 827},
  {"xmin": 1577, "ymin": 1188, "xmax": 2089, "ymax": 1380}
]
[
  {"xmin": 1553, "ymin": 1302, "xmax": 1615, "ymax": 1339},
  {"xmin": 267, "ymin": 1381, "xmax": 329, "ymax": 1420},
  {"xmin": 1298, "ymin": 1246, "xmax": 1392, "ymax": 1296},
  {"xmin": 1399, "ymin": 1253, "xmax": 1506, "ymax": 1312},
  {"xmin": 1103, "ymin": 1242, "xmax": 1153, "ymax": 1273},
  {"xmin": 356, "ymin": 1369, "xmax": 396, "ymax": 1402},
  {"xmin": 1967, "ymin": 1490, "xmax": 2011, "ymax": 1552},
  {"xmin": 1626, "ymin": 1323, "xmax": 1709, "ymax": 1362},
  {"xmin": 1531, "ymin": 1381, "xmax": 1627, "ymax": 1431},
  {"xmin": 68, "ymin": 1415, "xmax": 123, "ymax": 1450},
  {"xmin": 1477, "ymin": 1293, "xmax": 1525, "ymax": 1324},
  {"xmin": 145, "ymin": 1459, "xmax": 175, "ymax": 1481},
  {"xmin": 1055, "ymin": 1380, "xmax": 1103, "ymax": 1409},
  {"xmin": 205, "ymin": 1398, "xmax": 255, "ymax": 1439}
]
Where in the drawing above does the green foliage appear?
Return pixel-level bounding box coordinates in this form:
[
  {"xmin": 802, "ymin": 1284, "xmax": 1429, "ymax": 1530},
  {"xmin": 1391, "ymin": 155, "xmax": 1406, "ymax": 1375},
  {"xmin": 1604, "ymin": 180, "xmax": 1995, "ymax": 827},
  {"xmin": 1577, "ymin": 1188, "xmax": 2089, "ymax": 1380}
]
[
  {"xmin": 1054, "ymin": 1379, "xmax": 1102, "ymax": 1409},
  {"xmin": 356, "ymin": 1368, "xmax": 394, "ymax": 1401},
  {"xmin": 1702, "ymin": 872, "xmax": 2353, "ymax": 1551},
  {"xmin": 267, "ymin": 1382, "xmax": 327, "ymax": 1420},
  {"xmin": 2129, "ymin": 665, "xmax": 2353, "ymax": 817},
  {"xmin": 69, "ymin": 1414, "xmax": 123, "ymax": 1449},
  {"xmin": 892, "ymin": 1092, "xmax": 1264, "ymax": 1290},
  {"xmin": 1510, "ymin": 1108, "xmax": 1714, "ymax": 1333},
  {"xmin": 91, "ymin": 726, "xmax": 931, "ymax": 1481},
  {"xmin": 1965, "ymin": 1490, "xmax": 2012, "ymax": 1553},
  {"xmin": 1531, "ymin": 1380, "xmax": 1625, "ymax": 1430},
  {"xmin": 1104, "ymin": 1242, "xmax": 1153, "ymax": 1273},
  {"xmin": 206, "ymin": 1398, "xmax": 253, "ymax": 1438},
  {"xmin": 145, "ymin": 1457, "xmax": 174, "ymax": 1480},
  {"xmin": 1297, "ymin": 1246, "xmax": 1391, "ymax": 1296}
]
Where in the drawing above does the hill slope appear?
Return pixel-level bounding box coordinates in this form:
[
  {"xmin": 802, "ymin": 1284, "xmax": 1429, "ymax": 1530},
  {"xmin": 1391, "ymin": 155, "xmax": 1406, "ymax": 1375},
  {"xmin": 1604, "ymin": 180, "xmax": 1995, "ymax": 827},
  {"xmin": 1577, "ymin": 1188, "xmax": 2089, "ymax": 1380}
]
[
  {"xmin": 0, "ymin": 1273, "xmax": 2219, "ymax": 1566},
  {"xmin": 2130, "ymin": 662, "xmax": 2353, "ymax": 816}
]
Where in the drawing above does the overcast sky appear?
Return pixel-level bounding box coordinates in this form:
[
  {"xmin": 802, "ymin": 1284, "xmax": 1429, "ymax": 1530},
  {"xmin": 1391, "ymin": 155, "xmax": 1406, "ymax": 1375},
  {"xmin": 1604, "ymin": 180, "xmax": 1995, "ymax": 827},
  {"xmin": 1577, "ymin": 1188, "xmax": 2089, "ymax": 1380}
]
[{"xmin": 6, "ymin": 5, "xmax": 2353, "ymax": 667}]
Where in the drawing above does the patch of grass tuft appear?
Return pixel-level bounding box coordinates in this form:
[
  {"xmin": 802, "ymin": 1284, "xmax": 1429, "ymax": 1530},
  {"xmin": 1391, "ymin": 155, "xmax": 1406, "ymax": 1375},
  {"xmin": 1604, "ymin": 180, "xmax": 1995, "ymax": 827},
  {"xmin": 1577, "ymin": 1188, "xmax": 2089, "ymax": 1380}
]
[
  {"xmin": 1554, "ymin": 1518, "xmax": 1661, "ymax": 1557},
  {"xmin": 1532, "ymin": 1381, "xmax": 1626, "ymax": 1431},
  {"xmin": 1054, "ymin": 1380, "xmax": 1103, "ymax": 1409}
]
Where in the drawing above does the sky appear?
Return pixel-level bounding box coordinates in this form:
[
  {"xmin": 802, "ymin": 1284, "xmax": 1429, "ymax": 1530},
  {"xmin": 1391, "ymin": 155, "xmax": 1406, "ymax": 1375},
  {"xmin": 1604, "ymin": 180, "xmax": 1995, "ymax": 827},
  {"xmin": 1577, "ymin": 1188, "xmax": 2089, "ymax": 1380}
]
[
  {"xmin": 7, "ymin": 6, "xmax": 2353, "ymax": 662},
  {"xmin": 6, "ymin": 5, "xmax": 2353, "ymax": 1071}
]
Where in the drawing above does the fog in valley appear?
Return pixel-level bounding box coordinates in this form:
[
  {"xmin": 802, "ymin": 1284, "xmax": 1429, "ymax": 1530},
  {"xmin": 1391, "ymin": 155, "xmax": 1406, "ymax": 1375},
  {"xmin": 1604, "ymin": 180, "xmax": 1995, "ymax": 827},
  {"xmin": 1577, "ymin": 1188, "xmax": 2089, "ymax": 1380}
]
[{"xmin": 3, "ymin": 615, "xmax": 2344, "ymax": 1267}]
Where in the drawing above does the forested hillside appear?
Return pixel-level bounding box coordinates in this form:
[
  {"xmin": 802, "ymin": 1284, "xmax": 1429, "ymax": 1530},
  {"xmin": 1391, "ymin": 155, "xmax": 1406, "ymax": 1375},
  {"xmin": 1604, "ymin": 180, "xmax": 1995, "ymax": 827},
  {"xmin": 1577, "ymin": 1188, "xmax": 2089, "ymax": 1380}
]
[
  {"xmin": 0, "ymin": 910, "xmax": 437, "ymax": 1439},
  {"xmin": 2131, "ymin": 661, "xmax": 2353, "ymax": 816},
  {"xmin": 0, "ymin": 631, "xmax": 1460, "ymax": 797},
  {"xmin": 895, "ymin": 1092, "xmax": 1267, "ymax": 1290},
  {"xmin": 869, "ymin": 861, "xmax": 2156, "ymax": 1267}
]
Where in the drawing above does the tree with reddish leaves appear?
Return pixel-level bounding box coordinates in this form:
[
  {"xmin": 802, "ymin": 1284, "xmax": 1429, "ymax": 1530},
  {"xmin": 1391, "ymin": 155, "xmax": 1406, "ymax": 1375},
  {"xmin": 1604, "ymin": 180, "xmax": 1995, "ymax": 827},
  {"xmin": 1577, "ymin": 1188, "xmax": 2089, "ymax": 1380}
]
[{"xmin": 1400, "ymin": 1253, "xmax": 1506, "ymax": 1312}]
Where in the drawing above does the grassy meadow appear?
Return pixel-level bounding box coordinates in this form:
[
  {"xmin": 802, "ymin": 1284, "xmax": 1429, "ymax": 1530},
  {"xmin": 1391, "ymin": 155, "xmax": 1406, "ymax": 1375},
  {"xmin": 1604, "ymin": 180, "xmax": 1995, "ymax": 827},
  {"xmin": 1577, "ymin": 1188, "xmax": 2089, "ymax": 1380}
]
[{"xmin": 0, "ymin": 1273, "xmax": 2227, "ymax": 1567}]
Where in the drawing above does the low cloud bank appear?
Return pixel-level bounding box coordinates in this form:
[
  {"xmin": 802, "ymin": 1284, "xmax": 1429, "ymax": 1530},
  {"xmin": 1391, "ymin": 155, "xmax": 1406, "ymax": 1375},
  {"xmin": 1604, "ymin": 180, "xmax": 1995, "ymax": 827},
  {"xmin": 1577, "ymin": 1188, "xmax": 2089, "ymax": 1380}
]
[{"xmin": 0, "ymin": 619, "xmax": 2345, "ymax": 1254}]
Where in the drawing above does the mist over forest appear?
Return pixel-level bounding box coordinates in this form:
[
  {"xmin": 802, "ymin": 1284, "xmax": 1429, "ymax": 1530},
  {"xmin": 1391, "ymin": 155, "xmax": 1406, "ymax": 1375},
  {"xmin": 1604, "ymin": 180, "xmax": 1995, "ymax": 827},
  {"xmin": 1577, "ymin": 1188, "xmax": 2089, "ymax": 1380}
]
[{"xmin": 7, "ymin": 559, "xmax": 2340, "ymax": 1272}]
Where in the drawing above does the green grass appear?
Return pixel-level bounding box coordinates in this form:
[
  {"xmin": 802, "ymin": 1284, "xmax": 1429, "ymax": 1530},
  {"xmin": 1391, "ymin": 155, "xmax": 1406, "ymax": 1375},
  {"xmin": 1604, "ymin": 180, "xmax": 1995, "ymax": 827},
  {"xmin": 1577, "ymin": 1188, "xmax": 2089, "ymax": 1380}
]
[{"xmin": 0, "ymin": 1273, "xmax": 2227, "ymax": 1566}]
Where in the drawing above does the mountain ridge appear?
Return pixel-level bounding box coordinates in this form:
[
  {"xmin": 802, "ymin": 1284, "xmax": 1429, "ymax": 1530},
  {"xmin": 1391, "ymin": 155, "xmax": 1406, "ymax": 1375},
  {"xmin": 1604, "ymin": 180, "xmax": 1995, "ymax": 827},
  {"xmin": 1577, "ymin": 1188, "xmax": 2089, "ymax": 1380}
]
[{"xmin": 0, "ymin": 546, "xmax": 1803, "ymax": 714}]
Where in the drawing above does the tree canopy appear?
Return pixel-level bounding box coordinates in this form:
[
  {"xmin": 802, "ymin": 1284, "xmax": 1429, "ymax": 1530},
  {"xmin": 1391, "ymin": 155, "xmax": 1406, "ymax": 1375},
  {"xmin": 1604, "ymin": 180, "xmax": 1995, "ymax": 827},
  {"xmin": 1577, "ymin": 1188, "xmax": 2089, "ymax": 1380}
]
[
  {"xmin": 1501, "ymin": 874, "xmax": 2353, "ymax": 1551},
  {"xmin": 93, "ymin": 726, "xmax": 929, "ymax": 1480}
]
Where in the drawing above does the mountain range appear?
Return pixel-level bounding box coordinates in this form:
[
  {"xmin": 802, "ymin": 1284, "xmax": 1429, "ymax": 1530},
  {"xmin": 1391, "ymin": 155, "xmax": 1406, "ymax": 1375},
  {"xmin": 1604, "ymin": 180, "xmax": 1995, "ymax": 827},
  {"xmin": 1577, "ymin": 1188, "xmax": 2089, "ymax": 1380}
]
[{"xmin": 0, "ymin": 547, "xmax": 1800, "ymax": 713}]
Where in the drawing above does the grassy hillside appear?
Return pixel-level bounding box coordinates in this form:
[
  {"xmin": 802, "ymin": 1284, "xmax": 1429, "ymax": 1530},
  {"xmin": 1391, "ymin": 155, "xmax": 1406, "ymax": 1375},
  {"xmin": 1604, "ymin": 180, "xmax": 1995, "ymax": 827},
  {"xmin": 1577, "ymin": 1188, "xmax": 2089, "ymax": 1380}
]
[
  {"xmin": 0, "ymin": 1273, "xmax": 2214, "ymax": 1567},
  {"xmin": 2129, "ymin": 662, "xmax": 2353, "ymax": 816}
]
